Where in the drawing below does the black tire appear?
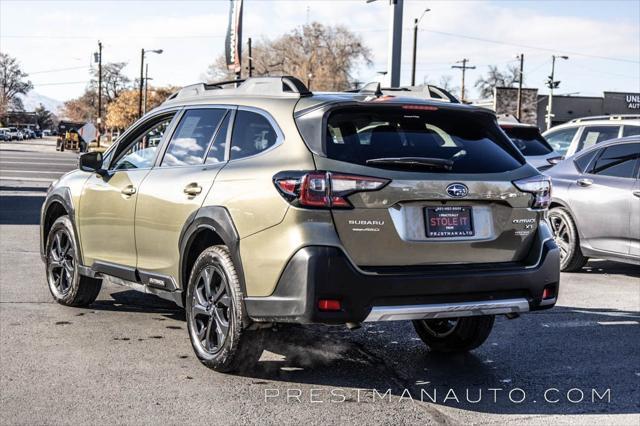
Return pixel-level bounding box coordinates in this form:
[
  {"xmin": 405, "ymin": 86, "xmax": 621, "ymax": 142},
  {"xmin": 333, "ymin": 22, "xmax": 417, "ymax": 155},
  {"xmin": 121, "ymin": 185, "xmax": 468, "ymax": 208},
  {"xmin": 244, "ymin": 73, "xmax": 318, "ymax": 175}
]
[
  {"xmin": 548, "ymin": 207, "xmax": 588, "ymax": 272},
  {"xmin": 185, "ymin": 245, "xmax": 264, "ymax": 373},
  {"xmin": 45, "ymin": 216, "xmax": 102, "ymax": 306},
  {"xmin": 413, "ymin": 315, "xmax": 495, "ymax": 353}
]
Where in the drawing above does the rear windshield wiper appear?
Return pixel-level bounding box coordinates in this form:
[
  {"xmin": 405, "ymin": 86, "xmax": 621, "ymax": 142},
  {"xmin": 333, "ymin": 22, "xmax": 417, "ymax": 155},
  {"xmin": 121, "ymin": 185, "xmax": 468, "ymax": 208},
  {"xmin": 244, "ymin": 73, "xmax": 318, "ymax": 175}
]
[{"xmin": 366, "ymin": 157, "xmax": 454, "ymax": 171}]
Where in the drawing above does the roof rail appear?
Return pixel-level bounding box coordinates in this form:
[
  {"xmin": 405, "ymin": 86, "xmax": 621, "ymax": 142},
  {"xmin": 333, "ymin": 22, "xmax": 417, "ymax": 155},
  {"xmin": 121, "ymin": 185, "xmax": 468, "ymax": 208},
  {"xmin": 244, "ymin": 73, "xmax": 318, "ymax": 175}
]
[
  {"xmin": 569, "ymin": 114, "xmax": 640, "ymax": 123},
  {"xmin": 165, "ymin": 76, "xmax": 311, "ymax": 103}
]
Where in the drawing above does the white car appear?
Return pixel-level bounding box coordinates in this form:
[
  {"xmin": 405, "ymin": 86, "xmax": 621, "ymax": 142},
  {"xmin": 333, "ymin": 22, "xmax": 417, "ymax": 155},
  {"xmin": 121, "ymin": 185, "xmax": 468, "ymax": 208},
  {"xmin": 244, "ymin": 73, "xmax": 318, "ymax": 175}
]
[{"xmin": 542, "ymin": 115, "xmax": 640, "ymax": 158}]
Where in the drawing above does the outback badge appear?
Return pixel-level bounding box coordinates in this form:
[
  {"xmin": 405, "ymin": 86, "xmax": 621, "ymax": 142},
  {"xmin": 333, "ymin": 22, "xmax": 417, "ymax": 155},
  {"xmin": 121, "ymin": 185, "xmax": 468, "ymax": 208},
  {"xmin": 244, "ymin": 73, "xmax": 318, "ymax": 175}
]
[{"xmin": 446, "ymin": 183, "xmax": 469, "ymax": 198}]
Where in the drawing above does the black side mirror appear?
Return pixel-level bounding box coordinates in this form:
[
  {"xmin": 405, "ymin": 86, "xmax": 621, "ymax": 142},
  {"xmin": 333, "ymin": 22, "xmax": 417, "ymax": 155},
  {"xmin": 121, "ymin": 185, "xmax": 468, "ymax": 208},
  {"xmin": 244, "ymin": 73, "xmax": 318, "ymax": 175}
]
[{"xmin": 79, "ymin": 152, "xmax": 107, "ymax": 176}]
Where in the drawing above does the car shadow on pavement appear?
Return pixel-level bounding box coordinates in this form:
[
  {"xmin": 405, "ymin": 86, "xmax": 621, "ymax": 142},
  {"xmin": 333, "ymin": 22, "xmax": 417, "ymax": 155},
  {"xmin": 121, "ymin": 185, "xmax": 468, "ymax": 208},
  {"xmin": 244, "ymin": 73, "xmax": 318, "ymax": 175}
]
[
  {"xmin": 237, "ymin": 306, "xmax": 640, "ymax": 416},
  {"xmin": 87, "ymin": 288, "xmax": 640, "ymax": 416},
  {"xmin": 579, "ymin": 260, "xmax": 640, "ymax": 278},
  {"xmin": 0, "ymin": 195, "xmax": 45, "ymax": 225}
]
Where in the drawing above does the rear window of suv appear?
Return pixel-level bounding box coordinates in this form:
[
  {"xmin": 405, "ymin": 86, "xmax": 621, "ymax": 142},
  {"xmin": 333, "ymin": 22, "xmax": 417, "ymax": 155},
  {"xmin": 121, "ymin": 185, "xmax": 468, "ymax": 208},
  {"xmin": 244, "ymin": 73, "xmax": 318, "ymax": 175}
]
[
  {"xmin": 501, "ymin": 126, "xmax": 553, "ymax": 156},
  {"xmin": 325, "ymin": 107, "xmax": 523, "ymax": 173}
]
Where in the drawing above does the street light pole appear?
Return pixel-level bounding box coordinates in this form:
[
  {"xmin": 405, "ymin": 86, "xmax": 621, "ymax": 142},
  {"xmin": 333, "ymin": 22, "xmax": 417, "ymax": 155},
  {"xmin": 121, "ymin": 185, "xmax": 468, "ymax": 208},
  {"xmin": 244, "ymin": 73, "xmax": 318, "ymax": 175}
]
[
  {"xmin": 545, "ymin": 55, "xmax": 569, "ymax": 130},
  {"xmin": 411, "ymin": 8, "xmax": 430, "ymax": 87},
  {"xmin": 138, "ymin": 48, "xmax": 163, "ymax": 118}
]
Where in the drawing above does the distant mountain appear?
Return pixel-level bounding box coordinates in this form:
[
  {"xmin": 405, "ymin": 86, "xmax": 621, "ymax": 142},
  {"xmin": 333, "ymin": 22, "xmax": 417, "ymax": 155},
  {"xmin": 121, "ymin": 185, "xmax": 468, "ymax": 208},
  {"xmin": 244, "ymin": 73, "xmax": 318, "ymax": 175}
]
[{"xmin": 16, "ymin": 91, "xmax": 64, "ymax": 114}]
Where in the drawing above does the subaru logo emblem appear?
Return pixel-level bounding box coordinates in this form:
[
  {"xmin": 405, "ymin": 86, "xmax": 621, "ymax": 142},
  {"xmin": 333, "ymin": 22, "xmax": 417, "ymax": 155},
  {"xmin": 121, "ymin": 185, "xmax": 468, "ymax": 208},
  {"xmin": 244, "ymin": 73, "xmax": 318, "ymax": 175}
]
[{"xmin": 446, "ymin": 183, "xmax": 468, "ymax": 198}]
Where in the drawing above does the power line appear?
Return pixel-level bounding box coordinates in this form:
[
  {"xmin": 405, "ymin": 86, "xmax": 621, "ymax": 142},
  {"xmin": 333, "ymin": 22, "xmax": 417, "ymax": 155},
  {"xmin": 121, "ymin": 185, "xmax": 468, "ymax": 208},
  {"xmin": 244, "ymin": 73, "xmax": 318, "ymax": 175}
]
[
  {"xmin": 31, "ymin": 81, "xmax": 90, "ymax": 87},
  {"xmin": 420, "ymin": 29, "xmax": 640, "ymax": 64},
  {"xmin": 27, "ymin": 66, "xmax": 90, "ymax": 75}
]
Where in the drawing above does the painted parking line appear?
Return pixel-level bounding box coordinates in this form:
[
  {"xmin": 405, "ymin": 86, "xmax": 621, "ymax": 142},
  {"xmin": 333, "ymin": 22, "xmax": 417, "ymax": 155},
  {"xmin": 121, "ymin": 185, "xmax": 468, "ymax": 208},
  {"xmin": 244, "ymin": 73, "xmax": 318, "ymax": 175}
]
[
  {"xmin": 597, "ymin": 321, "xmax": 639, "ymax": 326},
  {"xmin": 0, "ymin": 160, "xmax": 77, "ymax": 165},
  {"xmin": 0, "ymin": 170, "xmax": 65, "ymax": 175},
  {"xmin": 0, "ymin": 176, "xmax": 55, "ymax": 182}
]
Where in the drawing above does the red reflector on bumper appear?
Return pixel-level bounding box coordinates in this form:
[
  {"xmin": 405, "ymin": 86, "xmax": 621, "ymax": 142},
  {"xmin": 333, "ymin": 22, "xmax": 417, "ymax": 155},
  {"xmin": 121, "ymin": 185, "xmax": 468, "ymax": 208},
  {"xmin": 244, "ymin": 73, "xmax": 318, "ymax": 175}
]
[
  {"xmin": 542, "ymin": 286, "xmax": 554, "ymax": 299},
  {"xmin": 318, "ymin": 299, "xmax": 341, "ymax": 311}
]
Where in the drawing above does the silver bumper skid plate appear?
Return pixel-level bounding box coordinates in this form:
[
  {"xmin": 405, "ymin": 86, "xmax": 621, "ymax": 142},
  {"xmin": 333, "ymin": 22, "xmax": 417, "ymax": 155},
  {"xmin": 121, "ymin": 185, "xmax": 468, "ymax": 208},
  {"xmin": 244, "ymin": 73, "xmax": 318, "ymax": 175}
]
[{"xmin": 364, "ymin": 298, "xmax": 530, "ymax": 322}]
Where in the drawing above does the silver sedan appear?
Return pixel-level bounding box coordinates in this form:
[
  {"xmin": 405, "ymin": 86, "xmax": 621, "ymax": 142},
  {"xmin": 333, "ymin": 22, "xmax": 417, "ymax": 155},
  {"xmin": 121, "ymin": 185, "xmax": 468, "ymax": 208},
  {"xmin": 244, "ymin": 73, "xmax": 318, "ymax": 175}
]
[{"xmin": 546, "ymin": 136, "xmax": 640, "ymax": 271}]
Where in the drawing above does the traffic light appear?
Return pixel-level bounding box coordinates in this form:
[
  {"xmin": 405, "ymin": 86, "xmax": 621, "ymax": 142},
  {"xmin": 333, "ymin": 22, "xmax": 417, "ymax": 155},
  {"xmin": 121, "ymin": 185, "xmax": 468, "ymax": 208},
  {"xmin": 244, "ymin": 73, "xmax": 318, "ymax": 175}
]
[{"xmin": 546, "ymin": 77, "xmax": 560, "ymax": 89}]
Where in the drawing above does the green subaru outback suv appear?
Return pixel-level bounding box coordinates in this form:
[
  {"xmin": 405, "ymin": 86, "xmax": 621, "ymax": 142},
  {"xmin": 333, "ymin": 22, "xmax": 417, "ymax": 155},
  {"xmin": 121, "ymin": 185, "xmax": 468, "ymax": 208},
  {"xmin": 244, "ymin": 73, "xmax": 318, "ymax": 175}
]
[{"xmin": 40, "ymin": 76, "xmax": 560, "ymax": 372}]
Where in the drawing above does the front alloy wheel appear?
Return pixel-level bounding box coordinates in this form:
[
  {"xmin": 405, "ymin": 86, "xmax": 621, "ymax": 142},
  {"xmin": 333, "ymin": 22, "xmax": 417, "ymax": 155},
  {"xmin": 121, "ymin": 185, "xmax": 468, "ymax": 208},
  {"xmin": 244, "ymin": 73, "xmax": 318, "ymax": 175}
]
[
  {"xmin": 45, "ymin": 215, "xmax": 102, "ymax": 306},
  {"xmin": 47, "ymin": 228, "xmax": 75, "ymax": 298}
]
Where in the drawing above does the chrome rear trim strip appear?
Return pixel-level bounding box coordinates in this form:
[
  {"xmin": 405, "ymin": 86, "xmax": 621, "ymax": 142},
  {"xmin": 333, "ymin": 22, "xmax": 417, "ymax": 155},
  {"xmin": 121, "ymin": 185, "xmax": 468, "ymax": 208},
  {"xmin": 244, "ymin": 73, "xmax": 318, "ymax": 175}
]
[{"xmin": 364, "ymin": 298, "xmax": 530, "ymax": 322}]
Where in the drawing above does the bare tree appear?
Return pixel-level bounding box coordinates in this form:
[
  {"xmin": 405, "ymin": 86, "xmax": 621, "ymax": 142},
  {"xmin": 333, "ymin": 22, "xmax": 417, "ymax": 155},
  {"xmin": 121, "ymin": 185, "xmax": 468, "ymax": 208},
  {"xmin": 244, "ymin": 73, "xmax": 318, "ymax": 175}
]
[
  {"xmin": 474, "ymin": 64, "xmax": 521, "ymax": 99},
  {"xmin": 205, "ymin": 22, "xmax": 372, "ymax": 91},
  {"xmin": 90, "ymin": 62, "xmax": 130, "ymax": 103},
  {"xmin": 0, "ymin": 52, "xmax": 33, "ymax": 115}
]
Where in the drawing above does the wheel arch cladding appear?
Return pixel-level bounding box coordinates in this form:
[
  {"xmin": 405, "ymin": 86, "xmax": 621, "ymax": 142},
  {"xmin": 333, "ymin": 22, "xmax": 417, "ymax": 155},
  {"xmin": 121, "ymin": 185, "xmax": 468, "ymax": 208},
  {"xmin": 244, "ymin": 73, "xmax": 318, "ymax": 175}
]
[
  {"xmin": 41, "ymin": 188, "xmax": 79, "ymax": 262},
  {"xmin": 179, "ymin": 206, "xmax": 247, "ymax": 298}
]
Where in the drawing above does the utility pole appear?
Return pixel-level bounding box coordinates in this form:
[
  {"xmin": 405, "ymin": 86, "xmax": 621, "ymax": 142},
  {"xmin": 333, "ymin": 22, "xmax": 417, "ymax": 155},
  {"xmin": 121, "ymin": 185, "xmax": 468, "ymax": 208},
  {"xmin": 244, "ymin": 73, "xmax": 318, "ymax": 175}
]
[
  {"xmin": 138, "ymin": 48, "xmax": 144, "ymax": 119},
  {"xmin": 411, "ymin": 9, "xmax": 430, "ymax": 87},
  {"xmin": 96, "ymin": 41, "xmax": 102, "ymax": 148},
  {"xmin": 143, "ymin": 63, "xmax": 149, "ymax": 115},
  {"xmin": 451, "ymin": 58, "xmax": 475, "ymax": 102},
  {"xmin": 516, "ymin": 53, "xmax": 524, "ymax": 120},
  {"xmin": 545, "ymin": 55, "xmax": 569, "ymax": 130},
  {"xmin": 247, "ymin": 37, "xmax": 253, "ymax": 77}
]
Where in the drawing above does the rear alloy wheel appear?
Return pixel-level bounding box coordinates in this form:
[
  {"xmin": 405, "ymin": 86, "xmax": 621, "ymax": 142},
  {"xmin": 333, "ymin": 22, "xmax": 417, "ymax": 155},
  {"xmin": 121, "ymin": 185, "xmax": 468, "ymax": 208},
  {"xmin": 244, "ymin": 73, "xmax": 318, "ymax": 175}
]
[
  {"xmin": 548, "ymin": 207, "xmax": 588, "ymax": 272},
  {"xmin": 186, "ymin": 246, "xmax": 264, "ymax": 372},
  {"xmin": 46, "ymin": 216, "xmax": 102, "ymax": 306},
  {"xmin": 413, "ymin": 315, "xmax": 495, "ymax": 353}
]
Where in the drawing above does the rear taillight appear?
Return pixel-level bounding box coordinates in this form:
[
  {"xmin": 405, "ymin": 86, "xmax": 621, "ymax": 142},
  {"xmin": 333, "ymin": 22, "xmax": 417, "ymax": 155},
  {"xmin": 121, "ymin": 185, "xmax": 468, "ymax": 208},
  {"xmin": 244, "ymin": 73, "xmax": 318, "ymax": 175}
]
[
  {"xmin": 513, "ymin": 175, "xmax": 552, "ymax": 210},
  {"xmin": 274, "ymin": 171, "xmax": 389, "ymax": 209}
]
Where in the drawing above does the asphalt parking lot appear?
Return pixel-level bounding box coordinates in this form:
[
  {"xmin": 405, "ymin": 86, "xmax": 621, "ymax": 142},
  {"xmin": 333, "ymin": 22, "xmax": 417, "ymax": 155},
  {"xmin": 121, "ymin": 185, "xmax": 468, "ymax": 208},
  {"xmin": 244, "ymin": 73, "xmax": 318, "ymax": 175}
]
[{"xmin": 0, "ymin": 140, "xmax": 638, "ymax": 425}]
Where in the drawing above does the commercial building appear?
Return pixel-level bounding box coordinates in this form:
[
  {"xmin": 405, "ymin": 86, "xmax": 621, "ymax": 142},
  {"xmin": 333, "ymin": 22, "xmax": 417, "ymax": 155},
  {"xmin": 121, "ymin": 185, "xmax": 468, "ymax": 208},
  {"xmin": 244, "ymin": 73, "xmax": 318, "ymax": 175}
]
[{"xmin": 475, "ymin": 88, "xmax": 640, "ymax": 130}]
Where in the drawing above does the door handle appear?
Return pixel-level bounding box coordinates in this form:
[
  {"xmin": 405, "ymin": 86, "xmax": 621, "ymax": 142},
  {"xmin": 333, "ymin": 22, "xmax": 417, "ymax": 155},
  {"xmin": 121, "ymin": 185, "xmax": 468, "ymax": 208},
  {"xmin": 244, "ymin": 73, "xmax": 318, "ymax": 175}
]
[
  {"xmin": 633, "ymin": 190, "xmax": 640, "ymax": 198},
  {"xmin": 577, "ymin": 178, "xmax": 593, "ymax": 187},
  {"xmin": 183, "ymin": 183, "xmax": 202, "ymax": 196},
  {"xmin": 121, "ymin": 185, "xmax": 136, "ymax": 196}
]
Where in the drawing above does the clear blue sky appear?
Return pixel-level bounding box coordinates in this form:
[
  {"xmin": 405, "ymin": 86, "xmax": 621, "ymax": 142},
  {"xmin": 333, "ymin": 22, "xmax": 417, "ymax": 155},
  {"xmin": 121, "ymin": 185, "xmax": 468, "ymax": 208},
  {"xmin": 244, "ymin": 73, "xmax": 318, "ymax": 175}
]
[{"xmin": 1, "ymin": 0, "xmax": 638, "ymax": 102}]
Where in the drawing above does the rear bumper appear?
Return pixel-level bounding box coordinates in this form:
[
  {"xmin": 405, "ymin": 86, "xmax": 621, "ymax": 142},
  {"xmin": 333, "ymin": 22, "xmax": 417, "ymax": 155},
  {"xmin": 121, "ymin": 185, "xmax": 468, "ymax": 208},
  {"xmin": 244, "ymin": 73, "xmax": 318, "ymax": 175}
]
[{"xmin": 245, "ymin": 224, "xmax": 560, "ymax": 324}]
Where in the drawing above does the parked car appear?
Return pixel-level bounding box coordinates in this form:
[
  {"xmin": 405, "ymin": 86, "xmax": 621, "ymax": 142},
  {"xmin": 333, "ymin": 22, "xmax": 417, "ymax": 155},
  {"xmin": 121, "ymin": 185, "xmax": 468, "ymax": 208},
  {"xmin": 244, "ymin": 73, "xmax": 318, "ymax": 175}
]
[
  {"xmin": 40, "ymin": 76, "xmax": 559, "ymax": 372},
  {"xmin": 0, "ymin": 128, "xmax": 9, "ymax": 141},
  {"xmin": 6, "ymin": 127, "xmax": 20, "ymax": 140},
  {"xmin": 34, "ymin": 129, "xmax": 43, "ymax": 138},
  {"xmin": 42, "ymin": 129, "xmax": 52, "ymax": 136},
  {"xmin": 543, "ymin": 115, "xmax": 640, "ymax": 158},
  {"xmin": 546, "ymin": 136, "xmax": 639, "ymax": 271},
  {"xmin": 498, "ymin": 116, "xmax": 561, "ymax": 171}
]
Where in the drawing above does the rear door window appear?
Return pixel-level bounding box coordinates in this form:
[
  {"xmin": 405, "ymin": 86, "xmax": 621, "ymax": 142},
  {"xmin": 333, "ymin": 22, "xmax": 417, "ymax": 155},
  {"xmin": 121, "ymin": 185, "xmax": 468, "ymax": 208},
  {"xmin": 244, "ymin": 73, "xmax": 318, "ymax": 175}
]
[
  {"xmin": 326, "ymin": 107, "xmax": 522, "ymax": 173},
  {"xmin": 161, "ymin": 109, "xmax": 227, "ymax": 167},
  {"xmin": 501, "ymin": 126, "xmax": 553, "ymax": 156},
  {"xmin": 576, "ymin": 125, "xmax": 621, "ymax": 152},
  {"xmin": 544, "ymin": 127, "xmax": 577, "ymax": 155},
  {"xmin": 230, "ymin": 110, "xmax": 279, "ymax": 160},
  {"xmin": 622, "ymin": 125, "xmax": 640, "ymax": 137},
  {"xmin": 590, "ymin": 143, "xmax": 639, "ymax": 179}
]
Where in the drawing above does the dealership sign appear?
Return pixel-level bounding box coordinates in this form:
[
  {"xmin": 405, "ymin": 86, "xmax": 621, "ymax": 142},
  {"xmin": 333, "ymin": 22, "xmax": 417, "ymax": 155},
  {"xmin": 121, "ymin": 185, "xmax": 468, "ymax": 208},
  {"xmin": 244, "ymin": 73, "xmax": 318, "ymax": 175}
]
[{"xmin": 626, "ymin": 94, "xmax": 640, "ymax": 109}]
